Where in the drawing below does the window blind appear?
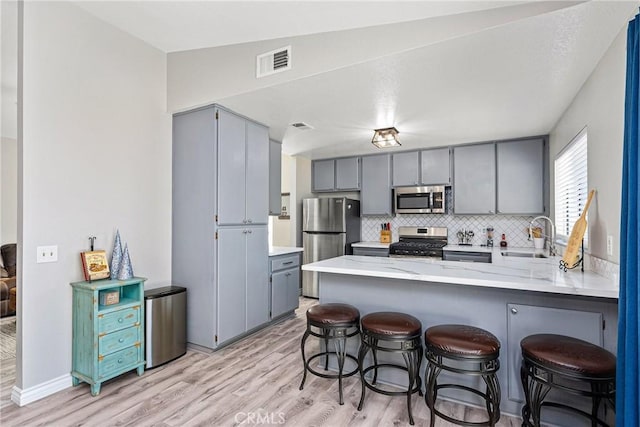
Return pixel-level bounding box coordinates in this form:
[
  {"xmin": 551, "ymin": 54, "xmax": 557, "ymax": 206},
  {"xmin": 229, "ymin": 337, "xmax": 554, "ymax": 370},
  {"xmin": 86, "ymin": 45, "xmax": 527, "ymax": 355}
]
[{"xmin": 554, "ymin": 129, "xmax": 588, "ymax": 245}]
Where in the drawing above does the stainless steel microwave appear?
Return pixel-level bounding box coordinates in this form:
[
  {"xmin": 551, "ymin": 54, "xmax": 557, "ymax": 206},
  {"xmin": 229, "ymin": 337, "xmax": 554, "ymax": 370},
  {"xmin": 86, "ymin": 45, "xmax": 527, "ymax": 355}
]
[{"xmin": 394, "ymin": 186, "xmax": 446, "ymax": 214}]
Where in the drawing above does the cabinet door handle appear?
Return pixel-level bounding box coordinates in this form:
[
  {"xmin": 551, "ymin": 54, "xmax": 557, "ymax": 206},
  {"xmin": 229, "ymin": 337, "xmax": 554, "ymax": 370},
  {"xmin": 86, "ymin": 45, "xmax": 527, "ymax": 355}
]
[
  {"xmin": 511, "ymin": 307, "xmax": 518, "ymax": 314},
  {"xmin": 243, "ymin": 219, "xmax": 247, "ymax": 224},
  {"xmin": 285, "ymin": 272, "xmax": 291, "ymax": 277},
  {"xmin": 117, "ymin": 358, "xmax": 123, "ymax": 364},
  {"xmin": 248, "ymin": 219, "xmax": 253, "ymax": 223},
  {"xmin": 243, "ymin": 230, "xmax": 247, "ymax": 234},
  {"xmin": 248, "ymin": 230, "xmax": 252, "ymax": 234}
]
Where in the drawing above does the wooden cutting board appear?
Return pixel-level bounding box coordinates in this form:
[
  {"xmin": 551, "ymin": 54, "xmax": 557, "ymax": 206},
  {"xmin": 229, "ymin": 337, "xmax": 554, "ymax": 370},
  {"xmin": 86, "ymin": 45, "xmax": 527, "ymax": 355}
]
[{"xmin": 561, "ymin": 189, "xmax": 595, "ymax": 267}]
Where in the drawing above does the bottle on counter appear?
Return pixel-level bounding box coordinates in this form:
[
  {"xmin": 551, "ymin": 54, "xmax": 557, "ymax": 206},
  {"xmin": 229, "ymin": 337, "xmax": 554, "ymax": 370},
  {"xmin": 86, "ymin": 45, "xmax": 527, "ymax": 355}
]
[{"xmin": 500, "ymin": 233, "xmax": 508, "ymax": 248}]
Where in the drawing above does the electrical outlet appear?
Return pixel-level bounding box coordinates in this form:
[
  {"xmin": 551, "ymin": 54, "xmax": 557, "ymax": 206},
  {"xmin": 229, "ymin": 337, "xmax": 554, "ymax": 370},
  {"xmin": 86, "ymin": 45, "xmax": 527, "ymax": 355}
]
[
  {"xmin": 37, "ymin": 245, "xmax": 58, "ymax": 263},
  {"xmin": 606, "ymin": 235, "xmax": 613, "ymax": 256}
]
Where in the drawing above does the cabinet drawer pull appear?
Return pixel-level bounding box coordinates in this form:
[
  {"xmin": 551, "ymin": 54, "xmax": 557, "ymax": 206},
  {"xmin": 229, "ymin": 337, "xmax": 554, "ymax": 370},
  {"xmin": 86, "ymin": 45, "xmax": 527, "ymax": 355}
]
[
  {"xmin": 117, "ymin": 358, "xmax": 123, "ymax": 364},
  {"xmin": 118, "ymin": 318, "xmax": 124, "ymax": 323},
  {"xmin": 118, "ymin": 338, "xmax": 125, "ymax": 343},
  {"xmin": 282, "ymin": 261, "xmax": 294, "ymax": 265},
  {"xmin": 511, "ymin": 307, "xmax": 518, "ymax": 314}
]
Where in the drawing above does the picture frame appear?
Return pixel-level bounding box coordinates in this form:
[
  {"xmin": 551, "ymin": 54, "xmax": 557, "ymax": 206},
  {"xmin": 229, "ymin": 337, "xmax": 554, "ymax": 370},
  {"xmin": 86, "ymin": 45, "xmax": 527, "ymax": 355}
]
[
  {"xmin": 80, "ymin": 250, "xmax": 110, "ymax": 281},
  {"xmin": 279, "ymin": 192, "xmax": 291, "ymax": 219}
]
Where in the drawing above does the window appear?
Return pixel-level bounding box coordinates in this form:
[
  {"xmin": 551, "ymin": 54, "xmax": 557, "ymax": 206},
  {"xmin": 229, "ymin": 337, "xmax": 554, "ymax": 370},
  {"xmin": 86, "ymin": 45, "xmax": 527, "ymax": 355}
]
[{"xmin": 554, "ymin": 128, "xmax": 588, "ymax": 245}]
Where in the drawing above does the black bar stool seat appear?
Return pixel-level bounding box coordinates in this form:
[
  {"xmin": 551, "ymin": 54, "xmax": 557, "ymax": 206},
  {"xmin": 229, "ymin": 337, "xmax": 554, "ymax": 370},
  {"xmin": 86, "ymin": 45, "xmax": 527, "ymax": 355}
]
[
  {"xmin": 358, "ymin": 312, "xmax": 423, "ymax": 425},
  {"xmin": 424, "ymin": 324, "xmax": 501, "ymax": 427},
  {"xmin": 299, "ymin": 303, "xmax": 360, "ymax": 405},
  {"xmin": 520, "ymin": 334, "xmax": 616, "ymax": 427}
]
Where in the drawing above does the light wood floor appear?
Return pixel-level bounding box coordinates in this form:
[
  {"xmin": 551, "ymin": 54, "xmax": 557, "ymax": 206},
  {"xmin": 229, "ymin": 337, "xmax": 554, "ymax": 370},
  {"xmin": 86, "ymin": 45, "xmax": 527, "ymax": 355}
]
[{"xmin": 0, "ymin": 298, "xmax": 521, "ymax": 426}]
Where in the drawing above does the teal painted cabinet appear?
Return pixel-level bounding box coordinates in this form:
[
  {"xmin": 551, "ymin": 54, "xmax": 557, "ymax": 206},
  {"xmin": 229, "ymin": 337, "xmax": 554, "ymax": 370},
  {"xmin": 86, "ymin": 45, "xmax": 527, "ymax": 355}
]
[{"xmin": 70, "ymin": 277, "xmax": 146, "ymax": 396}]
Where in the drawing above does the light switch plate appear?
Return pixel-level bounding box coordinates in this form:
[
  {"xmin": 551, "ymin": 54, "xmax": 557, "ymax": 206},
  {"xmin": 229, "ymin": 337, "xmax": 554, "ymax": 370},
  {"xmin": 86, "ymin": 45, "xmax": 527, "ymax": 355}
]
[
  {"xmin": 606, "ymin": 235, "xmax": 613, "ymax": 256},
  {"xmin": 37, "ymin": 245, "xmax": 58, "ymax": 263}
]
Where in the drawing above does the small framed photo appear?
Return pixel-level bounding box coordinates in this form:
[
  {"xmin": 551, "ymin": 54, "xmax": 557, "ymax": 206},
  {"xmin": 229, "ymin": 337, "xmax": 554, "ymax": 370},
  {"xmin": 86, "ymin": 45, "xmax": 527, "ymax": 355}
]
[
  {"xmin": 80, "ymin": 250, "xmax": 110, "ymax": 281},
  {"xmin": 279, "ymin": 192, "xmax": 290, "ymax": 220}
]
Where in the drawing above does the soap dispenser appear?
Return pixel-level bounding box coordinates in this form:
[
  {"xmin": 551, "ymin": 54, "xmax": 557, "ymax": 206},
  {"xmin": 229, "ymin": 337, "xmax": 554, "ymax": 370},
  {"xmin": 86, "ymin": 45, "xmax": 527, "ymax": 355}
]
[{"xmin": 500, "ymin": 233, "xmax": 508, "ymax": 248}]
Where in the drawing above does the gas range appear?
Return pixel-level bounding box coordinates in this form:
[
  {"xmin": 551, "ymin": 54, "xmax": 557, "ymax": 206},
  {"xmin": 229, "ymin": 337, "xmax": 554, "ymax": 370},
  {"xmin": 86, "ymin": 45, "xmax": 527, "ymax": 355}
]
[{"xmin": 389, "ymin": 227, "xmax": 448, "ymax": 258}]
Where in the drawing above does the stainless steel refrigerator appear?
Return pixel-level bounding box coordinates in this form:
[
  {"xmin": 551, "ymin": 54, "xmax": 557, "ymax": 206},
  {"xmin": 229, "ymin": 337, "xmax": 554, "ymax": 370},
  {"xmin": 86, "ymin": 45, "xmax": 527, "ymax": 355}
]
[{"xmin": 302, "ymin": 197, "xmax": 361, "ymax": 297}]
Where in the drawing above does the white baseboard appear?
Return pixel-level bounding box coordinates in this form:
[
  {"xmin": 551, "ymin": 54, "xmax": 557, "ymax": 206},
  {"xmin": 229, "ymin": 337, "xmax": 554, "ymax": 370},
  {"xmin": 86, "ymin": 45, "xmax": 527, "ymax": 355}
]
[{"xmin": 11, "ymin": 374, "xmax": 72, "ymax": 406}]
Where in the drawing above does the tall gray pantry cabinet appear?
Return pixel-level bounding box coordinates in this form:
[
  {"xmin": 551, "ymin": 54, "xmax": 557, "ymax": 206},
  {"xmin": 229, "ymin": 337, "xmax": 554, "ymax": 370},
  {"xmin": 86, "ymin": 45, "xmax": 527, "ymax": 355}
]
[{"xmin": 172, "ymin": 105, "xmax": 270, "ymax": 350}]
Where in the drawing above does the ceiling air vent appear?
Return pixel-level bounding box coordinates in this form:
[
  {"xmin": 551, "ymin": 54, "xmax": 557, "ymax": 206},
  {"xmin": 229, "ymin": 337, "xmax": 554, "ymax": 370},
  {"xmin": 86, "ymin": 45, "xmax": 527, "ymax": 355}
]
[
  {"xmin": 291, "ymin": 122, "xmax": 313, "ymax": 130},
  {"xmin": 257, "ymin": 46, "xmax": 291, "ymax": 78}
]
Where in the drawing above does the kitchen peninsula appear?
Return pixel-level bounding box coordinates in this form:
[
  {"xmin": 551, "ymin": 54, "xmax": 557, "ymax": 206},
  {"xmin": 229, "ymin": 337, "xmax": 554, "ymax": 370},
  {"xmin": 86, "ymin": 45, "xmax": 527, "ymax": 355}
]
[{"xmin": 302, "ymin": 251, "xmax": 618, "ymax": 420}]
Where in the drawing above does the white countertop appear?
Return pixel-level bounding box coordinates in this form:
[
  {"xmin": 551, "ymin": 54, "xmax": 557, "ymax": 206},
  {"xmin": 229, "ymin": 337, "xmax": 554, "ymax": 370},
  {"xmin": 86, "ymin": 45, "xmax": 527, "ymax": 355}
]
[
  {"xmin": 302, "ymin": 248, "xmax": 618, "ymax": 299},
  {"xmin": 352, "ymin": 241, "xmax": 391, "ymax": 249},
  {"xmin": 269, "ymin": 246, "xmax": 304, "ymax": 257}
]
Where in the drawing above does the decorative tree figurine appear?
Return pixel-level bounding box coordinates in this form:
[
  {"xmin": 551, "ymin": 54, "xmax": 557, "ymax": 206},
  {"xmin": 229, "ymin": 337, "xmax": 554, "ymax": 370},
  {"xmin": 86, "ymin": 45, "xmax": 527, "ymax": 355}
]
[
  {"xmin": 110, "ymin": 230, "xmax": 123, "ymax": 280},
  {"xmin": 117, "ymin": 243, "xmax": 134, "ymax": 280}
]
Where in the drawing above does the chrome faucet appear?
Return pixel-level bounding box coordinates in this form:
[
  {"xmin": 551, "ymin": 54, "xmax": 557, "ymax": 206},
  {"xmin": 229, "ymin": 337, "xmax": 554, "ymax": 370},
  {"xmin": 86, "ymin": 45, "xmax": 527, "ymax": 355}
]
[{"xmin": 529, "ymin": 216, "xmax": 556, "ymax": 256}]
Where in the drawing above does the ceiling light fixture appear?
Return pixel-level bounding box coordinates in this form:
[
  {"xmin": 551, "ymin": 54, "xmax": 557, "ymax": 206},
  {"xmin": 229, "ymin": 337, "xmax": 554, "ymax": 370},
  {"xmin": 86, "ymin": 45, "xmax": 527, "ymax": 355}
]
[{"xmin": 372, "ymin": 127, "xmax": 400, "ymax": 148}]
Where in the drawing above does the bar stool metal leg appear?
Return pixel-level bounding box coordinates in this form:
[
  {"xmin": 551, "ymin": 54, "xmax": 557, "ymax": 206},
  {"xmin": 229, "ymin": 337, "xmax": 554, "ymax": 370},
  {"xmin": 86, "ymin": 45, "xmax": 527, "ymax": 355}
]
[
  {"xmin": 298, "ymin": 303, "xmax": 360, "ymax": 406},
  {"xmin": 356, "ymin": 312, "xmax": 423, "ymax": 425}
]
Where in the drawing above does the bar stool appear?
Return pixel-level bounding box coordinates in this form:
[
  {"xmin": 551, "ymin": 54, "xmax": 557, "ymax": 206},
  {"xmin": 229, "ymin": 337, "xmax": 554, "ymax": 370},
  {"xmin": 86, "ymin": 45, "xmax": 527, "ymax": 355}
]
[
  {"xmin": 299, "ymin": 303, "xmax": 360, "ymax": 405},
  {"xmin": 424, "ymin": 324, "xmax": 501, "ymax": 427},
  {"xmin": 520, "ymin": 334, "xmax": 616, "ymax": 427},
  {"xmin": 357, "ymin": 312, "xmax": 423, "ymax": 425}
]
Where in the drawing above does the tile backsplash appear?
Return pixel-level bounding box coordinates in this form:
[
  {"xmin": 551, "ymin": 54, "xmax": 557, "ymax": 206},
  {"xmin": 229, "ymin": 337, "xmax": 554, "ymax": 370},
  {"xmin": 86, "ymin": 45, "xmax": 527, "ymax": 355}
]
[{"xmin": 362, "ymin": 191, "xmax": 539, "ymax": 248}]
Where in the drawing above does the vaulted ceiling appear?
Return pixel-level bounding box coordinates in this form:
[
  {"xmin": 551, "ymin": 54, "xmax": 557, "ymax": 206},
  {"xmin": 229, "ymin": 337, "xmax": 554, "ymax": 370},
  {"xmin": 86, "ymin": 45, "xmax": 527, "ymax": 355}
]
[{"xmin": 6, "ymin": 1, "xmax": 638, "ymax": 159}]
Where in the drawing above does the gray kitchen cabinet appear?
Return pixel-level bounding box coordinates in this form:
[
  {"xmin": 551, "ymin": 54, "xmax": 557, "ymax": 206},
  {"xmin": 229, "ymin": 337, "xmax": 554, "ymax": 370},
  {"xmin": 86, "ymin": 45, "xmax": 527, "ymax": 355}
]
[
  {"xmin": 392, "ymin": 151, "xmax": 420, "ymax": 186},
  {"xmin": 172, "ymin": 104, "xmax": 271, "ymax": 351},
  {"xmin": 217, "ymin": 226, "xmax": 269, "ymax": 345},
  {"xmin": 421, "ymin": 147, "xmax": 451, "ymax": 185},
  {"xmin": 352, "ymin": 247, "xmax": 389, "ymax": 257},
  {"xmin": 245, "ymin": 122, "xmax": 269, "ymax": 225},
  {"xmin": 335, "ymin": 157, "xmax": 360, "ymax": 190},
  {"xmin": 312, "ymin": 159, "xmax": 335, "ymax": 192},
  {"xmin": 497, "ymin": 138, "xmax": 545, "ymax": 214},
  {"xmin": 269, "ymin": 140, "xmax": 282, "ymax": 216},
  {"xmin": 218, "ymin": 111, "xmax": 269, "ymax": 225},
  {"xmin": 270, "ymin": 253, "xmax": 301, "ymax": 319},
  {"xmin": 312, "ymin": 157, "xmax": 360, "ymax": 192},
  {"xmin": 453, "ymin": 143, "xmax": 496, "ymax": 214},
  {"xmin": 246, "ymin": 227, "xmax": 270, "ymax": 330},
  {"xmin": 217, "ymin": 228, "xmax": 247, "ymax": 345},
  {"xmin": 361, "ymin": 154, "xmax": 392, "ymax": 216},
  {"xmin": 217, "ymin": 109, "xmax": 247, "ymax": 226}
]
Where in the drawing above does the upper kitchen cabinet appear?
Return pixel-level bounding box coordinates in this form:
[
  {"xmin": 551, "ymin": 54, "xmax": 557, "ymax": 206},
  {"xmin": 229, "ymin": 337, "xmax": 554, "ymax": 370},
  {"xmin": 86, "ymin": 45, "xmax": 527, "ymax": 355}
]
[
  {"xmin": 392, "ymin": 151, "xmax": 419, "ymax": 186},
  {"xmin": 312, "ymin": 157, "xmax": 360, "ymax": 192},
  {"xmin": 361, "ymin": 154, "xmax": 392, "ymax": 216},
  {"xmin": 218, "ymin": 110, "xmax": 269, "ymax": 225},
  {"xmin": 269, "ymin": 140, "xmax": 282, "ymax": 216},
  {"xmin": 496, "ymin": 138, "xmax": 545, "ymax": 214},
  {"xmin": 335, "ymin": 157, "xmax": 360, "ymax": 190},
  {"xmin": 312, "ymin": 159, "xmax": 335, "ymax": 192},
  {"xmin": 453, "ymin": 143, "xmax": 496, "ymax": 214},
  {"xmin": 421, "ymin": 147, "xmax": 451, "ymax": 185}
]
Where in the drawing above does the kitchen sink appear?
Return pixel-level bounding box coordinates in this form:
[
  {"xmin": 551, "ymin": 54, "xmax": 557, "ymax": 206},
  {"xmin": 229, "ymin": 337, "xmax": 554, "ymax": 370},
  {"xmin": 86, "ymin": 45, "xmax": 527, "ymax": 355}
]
[{"xmin": 501, "ymin": 251, "xmax": 548, "ymax": 259}]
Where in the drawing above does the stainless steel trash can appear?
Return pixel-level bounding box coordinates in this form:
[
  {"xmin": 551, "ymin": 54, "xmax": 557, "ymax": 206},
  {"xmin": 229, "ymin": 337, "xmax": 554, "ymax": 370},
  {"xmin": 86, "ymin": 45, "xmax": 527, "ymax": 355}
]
[{"xmin": 145, "ymin": 286, "xmax": 187, "ymax": 369}]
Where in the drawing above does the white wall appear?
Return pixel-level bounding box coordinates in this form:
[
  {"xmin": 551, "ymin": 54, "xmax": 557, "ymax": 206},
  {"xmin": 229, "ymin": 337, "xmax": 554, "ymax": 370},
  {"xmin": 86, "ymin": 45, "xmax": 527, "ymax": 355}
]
[
  {"xmin": 293, "ymin": 157, "xmax": 312, "ymax": 247},
  {"xmin": 271, "ymin": 154, "xmax": 293, "ymax": 246},
  {"xmin": 19, "ymin": 2, "xmax": 171, "ymax": 394},
  {"xmin": 1, "ymin": 137, "xmax": 17, "ymax": 244},
  {"xmin": 550, "ymin": 27, "xmax": 626, "ymax": 263}
]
